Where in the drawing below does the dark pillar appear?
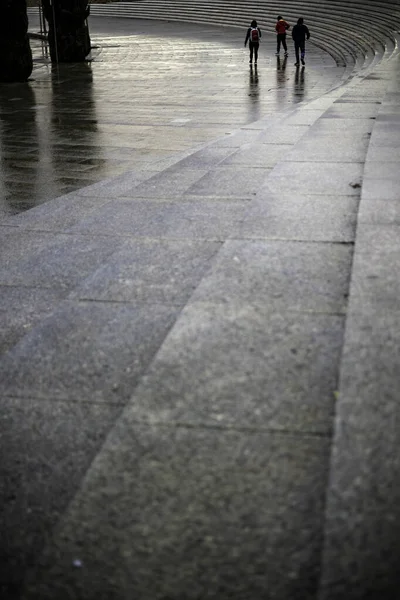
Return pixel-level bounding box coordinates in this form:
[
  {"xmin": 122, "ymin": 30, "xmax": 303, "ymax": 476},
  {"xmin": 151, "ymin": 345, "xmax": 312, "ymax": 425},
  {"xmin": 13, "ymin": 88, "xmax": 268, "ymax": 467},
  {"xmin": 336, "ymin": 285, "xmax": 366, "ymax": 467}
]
[
  {"xmin": 0, "ymin": 0, "xmax": 33, "ymax": 82},
  {"xmin": 41, "ymin": 0, "xmax": 91, "ymax": 63}
]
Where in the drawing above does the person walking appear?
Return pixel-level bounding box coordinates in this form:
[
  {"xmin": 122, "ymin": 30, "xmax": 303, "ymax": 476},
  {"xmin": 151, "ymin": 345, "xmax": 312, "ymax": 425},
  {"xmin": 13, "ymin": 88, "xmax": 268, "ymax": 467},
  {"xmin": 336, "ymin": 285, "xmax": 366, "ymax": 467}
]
[
  {"xmin": 244, "ymin": 20, "xmax": 262, "ymax": 65},
  {"xmin": 292, "ymin": 17, "xmax": 310, "ymax": 66},
  {"xmin": 275, "ymin": 15, "xmax": 290, "ymax": 56}
]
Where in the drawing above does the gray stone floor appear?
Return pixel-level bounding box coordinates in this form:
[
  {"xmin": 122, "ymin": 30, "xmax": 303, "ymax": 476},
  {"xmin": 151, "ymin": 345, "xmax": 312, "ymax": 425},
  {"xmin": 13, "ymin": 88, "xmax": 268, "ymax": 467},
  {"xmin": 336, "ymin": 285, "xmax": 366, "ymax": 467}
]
[
  {"xmin": 0, "ymin": 15, "xmax": 342, "ymax": 219},
  {"xmin": 1, "ymin": 15, "xmax": 400, "ymax": 600}
]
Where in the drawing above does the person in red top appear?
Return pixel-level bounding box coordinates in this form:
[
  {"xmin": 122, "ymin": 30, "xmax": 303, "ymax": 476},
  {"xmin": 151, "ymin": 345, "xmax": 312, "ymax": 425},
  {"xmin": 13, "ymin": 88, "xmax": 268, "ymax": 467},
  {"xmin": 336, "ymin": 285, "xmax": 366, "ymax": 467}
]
[{"xmin": 275, "ymin": 15, "xmax": 290, "ymax": 57}]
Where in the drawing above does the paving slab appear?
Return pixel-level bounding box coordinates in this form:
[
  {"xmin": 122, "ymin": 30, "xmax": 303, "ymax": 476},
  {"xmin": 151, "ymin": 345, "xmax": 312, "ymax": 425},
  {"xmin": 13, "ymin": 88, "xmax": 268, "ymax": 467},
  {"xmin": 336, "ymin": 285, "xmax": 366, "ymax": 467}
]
[
  {"xmin": 0, "ymin": 233, "xmax": 124, "ymax": 291},
  {"xmin": 308, "ymin": 117, "xmax": 374, "ymax": 135},
  {"xmin": 2, "ymin": 195, "xmax": 111, "ymax": 232},
  {"xmin": 256, "ymin": 124, "xmax": 310, "ymax": 145},
  {"xmin": 317, "ymin": 60, "xmax": 400, "ymax": 600},
  {"xmin": 21, "ymin": 425, "xmax": 331, "ymax": 600},
  {"xmin": 0, "ymin": 228, "xmax": 59, "ymax": 266},
  {"xmin": 219, "ymin": 143, "xmax": 294, "ymax": 167},
  {"xmin": 239, "ymin": 193, "xmax": 358, "ymax": 242},
  {"xmin": 263, "ymin": 162, "xmax": 364, "ymax": 196},
  {"xmin": 1, "ymin": 10, "xmax": 400, "ymax": 600},
  {"xmin": 116, "ymin": 166, "xmax": 209, "ymax": 200},
  {"xmin": 174, "ymin": 146, "xmax": 238, "ymax": 169},
  {"xmin": 319, "ymin": 310, "xmax": 400, "ymax": 600},
  {"xmin": 323, "ymin": 102, "xmax": 381, "ymax": 119},
  {"xmin": 0, "ymin": 287, "xmax": 65, "ymax": 355},
  {"xmin": 67, "ymin": 198, "xmax": 249, "ymax": 240},
  {"xmin": 357, "ymin": 198, "xmax": 400, "ymax": 225},
  {"xmin": 281, "ymin": 133, "xmax": 369, "ymax": 163},
  {"xmin": 70, "ymin": 238, "xmax": 221, "ymax": 305},
  {"xmin": 189, "ymin": 239, "xmax": 352, "ymax": 313},
  {"xmin": 0, "ymin": 302, "xmax": 180, "ymax": 403},
  {"xmin": 185, "ymin": 165, "xmax": 270, "ymax": 198},
  {"xmin": 0, "ymin": 396, "xmax": 122, "ymax": 600},
  {"xmin": 361, "ymin": 178, "xmax": 400, "ymax": 200},
  {"xmin": 126, "ymin": 304, "xmax": 344, "ymax": 434},
  {"xmin": 348, "ymin": 225, "xmax": 400, "ymax": 312}
]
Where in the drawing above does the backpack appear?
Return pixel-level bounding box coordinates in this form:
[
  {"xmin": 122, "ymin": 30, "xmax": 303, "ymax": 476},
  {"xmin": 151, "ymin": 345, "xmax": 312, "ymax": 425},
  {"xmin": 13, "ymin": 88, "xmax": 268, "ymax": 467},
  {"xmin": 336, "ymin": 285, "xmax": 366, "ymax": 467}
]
[{"xmin": 250, "ymin": 27, "xmax": 259, "ymax": 43}]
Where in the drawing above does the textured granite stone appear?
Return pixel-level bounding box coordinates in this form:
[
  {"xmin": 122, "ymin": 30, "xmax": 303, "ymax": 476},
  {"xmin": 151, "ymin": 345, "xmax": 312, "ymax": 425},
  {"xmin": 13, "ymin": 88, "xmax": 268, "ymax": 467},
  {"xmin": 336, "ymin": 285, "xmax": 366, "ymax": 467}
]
[
  {"xmin": 22, "ymin": 425, "xmax": 331, "ymax": 600},
  {"xmin": 323, "ymin": 102, "xmax": 381, "ymax": 119},
  {"xmin": 2, "ymin": 195, "xmax": 110, "ymax": 232},
  {"xmin": 2, "ymin": 191, "xmax": 83, "ymax": 227},
  {"xmin": 283, "ymin": 110, "xmax": 325, "ymax": 126},
  {"xmin": 0, "ymin": 233, "xmax": 123, "ymax": 291},
  {"xmin": 282, "ymin": 133, "xmax": 369, "ymax": 163},
  {"xmin": 185, "ymin": 166, "xmax": 269, "ymax": 199},
  {"xmin": 264, "ymin": 162, "xmax": 364, "ymax": 196},
  {"xmin": 363, "ymin": 161, "xmax": 400, "ymax": 179},
  {"xmin": 364, "ymin": 145, "xmax": 400, "ymax": 162},
  {"xmin": 219, "ymin": 143, "xmax": 294, "ymax": 168},
  {"xmin": 367, "ymin": 125, "xmax": 400, "ymax": 148},
  {"xmin": 357, "ymin": 198, "xmax": 400, "ymax": 225},
  {"xmin": 209, "ymin": 128, "xmax": 268, "ymax": 148},
  {"xmin": 0, "ymin": 229, "xmax": 57, "ymax": 268},
  {"xmin": 126, "ymin": 167, "xmax": 208, "ymax": 199},
  {"xmin": 336, "ymin": 310, "xmax": 400, "ymax": 421},
  {"xmin": 347, "ymin": 225, "xmax": 400, "ymax": 312},
  {"xmin": 384, "ymin": 89, "xmax": 400, "ymax": 100},
  {"xmin": 378, "ymin": 106, "xmax": 400, "ymax": 117},
  {"xmin": 128, "ymin": 304, "xmax": 344, "ymax": 434},
  {"xmin": 176, "ymin": 146, "xmax": 237, "ymax": 169},
  {"xmin": 319, "ymin": 310, "xmax": 400, "ymax": 600},
  {"xmin": 362, "ymin": 179, "xmax": 400, "ymax": 201},
  {"xmin": 256, "ymin": 125, "xmax": 309, "ymax": 145},
  {"xmin": 1, "ymin": 14, "xmax": 399, "ymax": 600},
  {"xmin": 0, "ymin": 302, "xmax": 179, "ymax": 402},
  {"xmin": 189, "ymin": 239, "xmax": 352, "ymax": 314},
  {"xmin": 68, "ymin": 198, "xmax": 248, "ymax": 240},
  {"xmin": 239, "ymin": 193, "xmax": 357, "ymax": 242},
  {"xmin": 72, "ymin": 238, "xmax": 221, "ymax": 305},
  {"xmin": 310, "ymin": 117, "xmax": 374, "ymax": 135},
  {"xmin": 0, "ymin": 286, "xmax": 65, "ymax": 355},
  {"xmin": 303, "ymin": 97, "xmax": 338, "ymax": 110},
  {"xmin": 338, "ymin": 92, "xmax": 383, "ymax": 105},
  {"xmin": 0, "ymin": 396, "xmax": 121, "ymax": 600},
  {"xmin": 134, "ymin": 150, "xmax": 194, "ymax": 173},
  {"xmin": 370, "ymin": 113, "xmax": 400, "ymax": 123}
]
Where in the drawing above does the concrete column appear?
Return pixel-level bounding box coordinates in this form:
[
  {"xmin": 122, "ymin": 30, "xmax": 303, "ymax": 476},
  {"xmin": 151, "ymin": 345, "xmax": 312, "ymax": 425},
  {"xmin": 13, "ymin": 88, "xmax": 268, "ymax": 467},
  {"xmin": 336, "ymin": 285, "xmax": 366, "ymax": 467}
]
[
  {"xmin": 0, "ymin": 0, "xmax": 33, "ymax": 82},
  {"xmin": 41, "ymin": 0, "xmax": 91, "ymax": 63}
]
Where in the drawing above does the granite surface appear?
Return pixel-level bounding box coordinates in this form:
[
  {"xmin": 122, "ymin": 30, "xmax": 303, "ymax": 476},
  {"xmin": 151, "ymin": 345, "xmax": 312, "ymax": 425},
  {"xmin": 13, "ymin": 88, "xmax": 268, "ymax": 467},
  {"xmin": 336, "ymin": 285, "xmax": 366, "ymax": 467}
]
[{"xmin": 1, "ymin": 11, "xmax": 400, "ymax": 600}]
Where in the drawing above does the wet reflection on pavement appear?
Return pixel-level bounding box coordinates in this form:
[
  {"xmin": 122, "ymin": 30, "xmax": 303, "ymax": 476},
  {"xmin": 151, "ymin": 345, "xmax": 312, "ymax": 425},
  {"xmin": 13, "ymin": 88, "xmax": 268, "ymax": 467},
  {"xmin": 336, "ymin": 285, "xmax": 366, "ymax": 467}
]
[
  {"xmin": 293, "ymin": 65, "xmax": 307, "ymax": 101},
  {"xmin": 0, "ymin": 15, "xmax": 344, "ymax": 218},
  {"xmin": 247, "ymin": 65, "xmax": 260, "ymax": 121}
]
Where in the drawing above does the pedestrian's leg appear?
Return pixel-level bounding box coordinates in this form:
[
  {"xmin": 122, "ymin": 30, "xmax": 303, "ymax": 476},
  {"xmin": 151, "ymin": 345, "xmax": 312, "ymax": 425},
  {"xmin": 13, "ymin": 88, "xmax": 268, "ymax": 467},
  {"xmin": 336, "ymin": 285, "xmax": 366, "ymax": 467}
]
[
  {"xmin": 249, "ymin": 42, "xmax": 253, "ymax": 63},
  {"xmin": 276, "ymin": 35, "xmax": 280, "ymax": 54},
  {"xmin": 254, "ymin": 43, "xmax": 259, "ymax": 64},
  {"xmin": 294, "ymin": 42, "xmax": 300, "ymax": 65},
  {"xmin": 283, "ymin": 34, "xmax": 288, "ymax": 55},
  {"xmin": 301, "ymin": 42, "xmax": 306, "ymax": 64}
]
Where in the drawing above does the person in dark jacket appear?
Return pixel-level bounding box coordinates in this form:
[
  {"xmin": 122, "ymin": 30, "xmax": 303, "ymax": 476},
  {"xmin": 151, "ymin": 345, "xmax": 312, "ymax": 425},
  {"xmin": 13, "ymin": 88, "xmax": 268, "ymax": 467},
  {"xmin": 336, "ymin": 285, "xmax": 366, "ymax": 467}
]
[
  {"xmin": 244, "ymin": 19, "xmax": 262, "ymax": 65},
  {"xmin": 292, "ymin": 17, "xmax": 310, "ymax": 66}
]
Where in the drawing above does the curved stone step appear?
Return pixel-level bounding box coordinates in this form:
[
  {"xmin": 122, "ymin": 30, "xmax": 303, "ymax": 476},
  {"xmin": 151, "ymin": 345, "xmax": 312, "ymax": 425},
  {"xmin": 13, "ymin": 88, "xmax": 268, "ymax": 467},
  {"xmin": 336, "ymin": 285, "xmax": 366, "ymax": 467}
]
[
  {"xmin": 28, "ymin": 0, "xmax": 400, "ymax": 71},
  {"xmin": 83, "ymin": 0, "xmax": 400, "ymax": 76}
]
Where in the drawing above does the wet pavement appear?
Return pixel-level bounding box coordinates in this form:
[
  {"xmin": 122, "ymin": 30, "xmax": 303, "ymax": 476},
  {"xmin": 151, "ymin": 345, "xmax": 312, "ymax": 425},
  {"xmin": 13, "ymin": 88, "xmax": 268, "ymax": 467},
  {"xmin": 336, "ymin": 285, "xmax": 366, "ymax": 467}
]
[
  {"xmin": 0, "ymin": 15, "xmax": 342, "ymax": 218},
  {"xmin": 2, "ymin": 13, "xmax": 400, "ymax": 600}
]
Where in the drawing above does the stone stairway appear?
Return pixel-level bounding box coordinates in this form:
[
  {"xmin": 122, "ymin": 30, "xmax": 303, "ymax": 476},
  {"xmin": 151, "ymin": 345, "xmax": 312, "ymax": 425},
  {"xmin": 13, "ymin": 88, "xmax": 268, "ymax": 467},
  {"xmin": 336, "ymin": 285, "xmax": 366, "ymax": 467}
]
[{"xmin": 86, "ymin": 0, "xmax": 400, "ymax": 68}]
